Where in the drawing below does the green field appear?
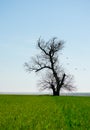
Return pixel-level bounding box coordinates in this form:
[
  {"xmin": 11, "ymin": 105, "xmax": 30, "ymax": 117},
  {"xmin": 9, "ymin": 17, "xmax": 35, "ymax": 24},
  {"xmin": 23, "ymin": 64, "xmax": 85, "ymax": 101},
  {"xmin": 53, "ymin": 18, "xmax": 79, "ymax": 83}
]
[{"xmin": 0, "ymin": 95, "xmax": 90, "ymax": 130}]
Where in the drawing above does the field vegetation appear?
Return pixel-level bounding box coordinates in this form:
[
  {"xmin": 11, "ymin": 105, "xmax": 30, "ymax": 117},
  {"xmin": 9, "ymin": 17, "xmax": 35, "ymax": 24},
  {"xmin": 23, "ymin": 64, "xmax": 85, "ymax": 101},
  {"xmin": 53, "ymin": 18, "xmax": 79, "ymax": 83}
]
[{"xmin": 0, "ymin": 95, "xmax": 90, "ymax": 130}]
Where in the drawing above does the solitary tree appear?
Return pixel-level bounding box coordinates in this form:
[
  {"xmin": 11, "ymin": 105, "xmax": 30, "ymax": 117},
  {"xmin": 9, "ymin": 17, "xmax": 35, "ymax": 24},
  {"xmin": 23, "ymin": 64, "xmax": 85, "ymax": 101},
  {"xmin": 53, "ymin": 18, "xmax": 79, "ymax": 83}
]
[{"xmin": 25, "ymin": 37, "xmax": 75, "ymax": 96}]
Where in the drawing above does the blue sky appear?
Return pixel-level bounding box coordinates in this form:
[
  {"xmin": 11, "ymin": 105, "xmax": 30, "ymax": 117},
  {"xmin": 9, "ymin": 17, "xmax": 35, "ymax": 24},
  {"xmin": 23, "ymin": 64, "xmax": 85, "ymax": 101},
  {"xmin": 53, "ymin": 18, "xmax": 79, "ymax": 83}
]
[{"xmin": 0, "ymin": 0, "xmax": 90, "ymax": 93}]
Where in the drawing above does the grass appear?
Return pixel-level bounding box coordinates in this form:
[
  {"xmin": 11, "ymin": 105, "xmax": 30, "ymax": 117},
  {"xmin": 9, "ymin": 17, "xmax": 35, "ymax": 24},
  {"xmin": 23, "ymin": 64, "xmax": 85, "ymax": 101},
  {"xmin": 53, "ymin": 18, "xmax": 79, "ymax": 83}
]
[{"xmin": 0, "ymin": 95, "xmax": 90, "ymax": 130}]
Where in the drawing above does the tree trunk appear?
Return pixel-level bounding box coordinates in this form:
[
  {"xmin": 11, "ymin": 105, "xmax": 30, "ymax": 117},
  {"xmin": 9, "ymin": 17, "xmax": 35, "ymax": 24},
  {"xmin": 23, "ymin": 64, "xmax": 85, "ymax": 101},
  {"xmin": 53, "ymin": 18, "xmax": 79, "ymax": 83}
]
[{"xmin": 53, "ymin": 90, "xmax": 59, "ymax": 96}]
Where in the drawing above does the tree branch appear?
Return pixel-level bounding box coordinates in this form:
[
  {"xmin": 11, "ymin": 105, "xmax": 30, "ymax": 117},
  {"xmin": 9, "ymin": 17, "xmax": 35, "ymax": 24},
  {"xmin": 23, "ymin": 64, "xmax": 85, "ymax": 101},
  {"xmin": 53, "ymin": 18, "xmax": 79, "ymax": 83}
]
[
  {"xmin": 38, "ymin": 39, "xmax": 49, "ymax": 56},
  {"xmin": 59, "ymin": 73, "xmax": 66, "ymax": 90},
  {"xmin": 35, "ymin": 65, "xmax": 52, "ymax": 72}
]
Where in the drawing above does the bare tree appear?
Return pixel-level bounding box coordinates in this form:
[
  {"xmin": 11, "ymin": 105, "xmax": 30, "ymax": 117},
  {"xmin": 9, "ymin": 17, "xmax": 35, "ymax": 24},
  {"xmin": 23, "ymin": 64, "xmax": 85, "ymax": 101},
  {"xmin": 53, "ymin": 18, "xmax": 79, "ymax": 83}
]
[{"xmin": 25, "ymin": 37, "xmax": 75, "ymax": 96}]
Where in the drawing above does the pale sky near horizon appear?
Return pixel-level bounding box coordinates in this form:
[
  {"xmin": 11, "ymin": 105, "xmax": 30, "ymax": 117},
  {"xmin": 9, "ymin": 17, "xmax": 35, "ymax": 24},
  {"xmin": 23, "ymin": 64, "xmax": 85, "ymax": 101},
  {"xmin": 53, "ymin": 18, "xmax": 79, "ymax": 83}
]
[{"xmin": 0, "ymin": 0, "xmax": 90, "ymax": 93}]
